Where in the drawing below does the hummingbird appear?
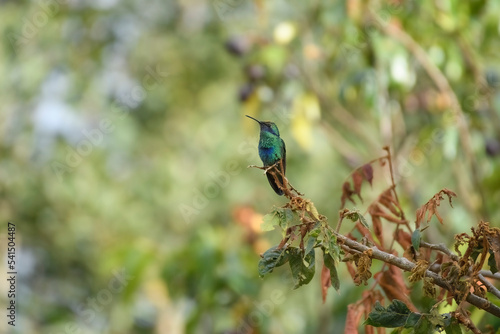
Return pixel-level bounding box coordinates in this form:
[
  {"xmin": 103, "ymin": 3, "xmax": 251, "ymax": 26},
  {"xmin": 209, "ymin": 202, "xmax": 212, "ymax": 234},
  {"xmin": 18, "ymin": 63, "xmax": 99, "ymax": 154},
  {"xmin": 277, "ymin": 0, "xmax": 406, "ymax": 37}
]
[{"xmin": 246, "ymin": 115, "xmax": 286, "ymax": 195}]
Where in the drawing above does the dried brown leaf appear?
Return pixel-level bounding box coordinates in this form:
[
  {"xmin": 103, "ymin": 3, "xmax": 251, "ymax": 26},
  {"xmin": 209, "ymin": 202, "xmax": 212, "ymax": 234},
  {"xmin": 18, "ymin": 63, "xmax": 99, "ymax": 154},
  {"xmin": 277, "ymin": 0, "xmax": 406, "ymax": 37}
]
[
  {"xmin": 416, "ymin": 189, "xmax": 457, "ymax": 227},
  {"xmin": 378, "ymin": 265, "xmax": 417, "ymax": 312},
  {"xmin": 442, "ymin": 188, "xmax": 457, "ymax": 207},
  {"xmin": 379, "ymin": 188, "xmax": 401, "ymax": 217},
  {"xmin": 487, "ymin": 228, "xmax": 500, "ymax": 273},
  {"xmin": 346, "ymin": 261, "xmax": 357, "ymax": 280},
  {"xmin": 352, "ymin": 170, "xmax": 364, "ymax": 201},
  {"xmin": 372, "ymin": 215, "xmax": 384, "ymax": 249},
  {"xmin": 371, "ymin": 204, "xmax": 407, "ymax": 224},
  {"xmin": 394, "ymin": 229, "xmax": 412, "ymax": 249},
  {"xmin": 423, "ymin": 277, "xmax": 436, "ymax": 298},
  {"xmin": 345, "ymin": 304, "xmax": 364, "ymax": 334},
  {"xmin": 362, "ymin": 163, "xmax": 374, "ymax": 186},
  {"xmin": 354, "ymin": 250, "xmax": 373, "ymax": 286},
  {"xmin": 341, "ymin": 181, "xmax": 356, "ymax": 208},
  {"xmin": 403, "ymin": 246, "xmax": 417, "ymax": 262},
  {"xmin": 409, "ymin": 259, "xmax": 429, "ymax": 283},
  {"xmin": 354, "ymin": 222, "xmax": 373, "ymax": 241},
  {"xmin": 426, "ymin": 205, "xmax": 435, "ymax": 223},
  {"xmin": 415, "ymin": 207, "xmax": 425, "ymax": 228},
  {"xmin": 321, "ymin": 263, "xmax": 331, "ymax": 304}
]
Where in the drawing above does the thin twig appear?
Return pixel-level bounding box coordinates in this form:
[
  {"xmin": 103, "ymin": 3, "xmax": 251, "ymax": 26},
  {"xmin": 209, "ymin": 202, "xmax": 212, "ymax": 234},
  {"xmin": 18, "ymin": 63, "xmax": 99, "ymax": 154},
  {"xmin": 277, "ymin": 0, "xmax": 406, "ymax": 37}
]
[{"xmin": 420, "ymin": 241, "xmax": 460, "ymax": 261}]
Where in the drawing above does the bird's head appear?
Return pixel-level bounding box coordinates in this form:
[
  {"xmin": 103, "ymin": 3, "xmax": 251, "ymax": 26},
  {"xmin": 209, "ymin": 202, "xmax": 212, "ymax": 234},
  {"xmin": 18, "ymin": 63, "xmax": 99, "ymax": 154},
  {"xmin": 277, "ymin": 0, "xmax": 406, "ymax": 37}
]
[{"xmin": 246, "ymin": 115, "xmax": 280, "ymax": 137}]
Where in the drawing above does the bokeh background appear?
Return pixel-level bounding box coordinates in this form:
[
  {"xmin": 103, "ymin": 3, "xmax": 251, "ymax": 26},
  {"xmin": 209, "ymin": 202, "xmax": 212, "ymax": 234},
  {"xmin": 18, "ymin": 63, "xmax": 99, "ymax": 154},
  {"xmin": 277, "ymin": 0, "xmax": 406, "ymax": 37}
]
[{"xmin": 1, "ymin": 0, "xmax": 500, "ymax": 333}]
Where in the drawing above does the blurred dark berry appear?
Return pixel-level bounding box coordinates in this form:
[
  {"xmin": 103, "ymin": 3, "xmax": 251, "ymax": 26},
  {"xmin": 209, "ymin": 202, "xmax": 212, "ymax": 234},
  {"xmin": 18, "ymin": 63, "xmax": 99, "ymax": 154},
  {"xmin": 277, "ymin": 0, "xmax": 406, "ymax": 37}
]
[
  {"xmin": 225, "ymin": 36, "xmax": 251, "ymax": 57},
  {"xmin": 245, "ymin": 64, "xmax": 265, "ymax": 81},
  {"xmin": 485, "ymin": 138, "xmax": 500, "ymax": 157},
  {"xmin": 486, "ymin": 70, "xmax": 499, "ymax": 89},
  {"xmin": 238, "ymin": 83, "xmax": 254, "ymax": 102}
]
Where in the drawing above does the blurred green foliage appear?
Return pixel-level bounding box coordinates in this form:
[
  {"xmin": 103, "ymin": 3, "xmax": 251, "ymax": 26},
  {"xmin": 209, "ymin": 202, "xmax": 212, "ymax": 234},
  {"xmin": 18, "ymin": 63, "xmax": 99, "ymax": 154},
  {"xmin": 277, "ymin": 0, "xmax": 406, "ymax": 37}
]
[{"xmin": 1, "ymin": 0, "xmax": 500, "ymax": 333}]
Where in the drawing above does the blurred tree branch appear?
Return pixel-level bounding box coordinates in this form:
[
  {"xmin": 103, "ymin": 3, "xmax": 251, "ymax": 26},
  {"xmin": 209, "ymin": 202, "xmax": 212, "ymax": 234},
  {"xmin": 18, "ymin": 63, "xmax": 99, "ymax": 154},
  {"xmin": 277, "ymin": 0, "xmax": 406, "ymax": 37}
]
[{"xmin": 369, "ymin": 11, "xmax": 487, "ymax": 218}]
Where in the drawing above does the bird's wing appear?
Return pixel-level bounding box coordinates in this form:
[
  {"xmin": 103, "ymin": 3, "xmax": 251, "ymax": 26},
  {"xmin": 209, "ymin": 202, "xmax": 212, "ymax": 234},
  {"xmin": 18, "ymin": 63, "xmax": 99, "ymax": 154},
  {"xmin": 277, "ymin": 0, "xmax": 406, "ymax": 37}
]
[{"xmin": 281, "ymin": 138, "xmax": 286, "ymax": 174}]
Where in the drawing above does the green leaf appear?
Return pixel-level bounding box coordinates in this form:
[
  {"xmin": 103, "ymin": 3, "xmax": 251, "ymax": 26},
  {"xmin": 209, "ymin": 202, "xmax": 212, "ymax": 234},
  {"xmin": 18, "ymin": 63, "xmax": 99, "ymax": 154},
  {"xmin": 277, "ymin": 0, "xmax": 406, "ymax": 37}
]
[
  {"xmin": 444, "ymin": 318, "xmax": 462, "ymax": 334},
  {"xmin": 308, "ymin": 222, "xmax": 321, "ymax": 238},
  {"xmin": 345, "ymin": 210, "xmax": 359, "ymax": 222},
  {"xmin": 283, "ymin": 208, "xmax": 294, "ymax": 226},
  {"xmin": 289, "ymin": 247, "xmax": 315, "ymax": 289},
  {"xmin": 470, "ymin": 246, "xmax": 483, "ymax": 262},
  {"xmin": 365, "ymin": 300, "xmax": 416, "ymax": 328},
  {"xmin": 323, "ymin": 251, "xmax": 340, "ymax": 291},
  {"xmin": 441, "ymin": 313, "xmax": 462, "ymax": 334},
  {"xmin": 305, "ymin": 235, "xmax": 317, "ymax": 256},
  {"xmin": 358, "ymin": 212, "xmax": 369, "ymax": 229},
  {"xmin": 412, "ymin": 229, "xmax": 421, "ymax": 251},
  {"xmin": 258, "ymin": 246, "xmax": 289, "ymax": 277},
  {"xmin": 488, "ymin": 249, "xmax": 498, "ymax": 274},
  {"xmin": 344, "ymin": 209, "xmax": 369, "ymax": 229},
  {"xmin": 261, "ymin": 210, "xmax": 281, "ymax": 232},
  {"xmin": 324, "ymin": 228, "xmax": 341, "ymax": 260},
  {"xmin": 427, "ymin": 307, "xmax": 445, "ymax": 329},
  {"xmin": 261, "ymin": 208, "xmax": 298, "ymax": 233},
  {"xmin": 413, "ymin": 317, "xmax": 434, "ymax": 334}
]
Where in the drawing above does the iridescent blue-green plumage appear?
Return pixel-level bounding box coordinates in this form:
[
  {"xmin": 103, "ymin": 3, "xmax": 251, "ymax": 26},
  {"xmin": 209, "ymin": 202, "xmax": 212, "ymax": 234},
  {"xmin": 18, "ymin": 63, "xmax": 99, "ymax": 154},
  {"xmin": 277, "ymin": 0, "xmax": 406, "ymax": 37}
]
[{"xmin": 246, "ymin": 115, "xmax": 286, "ymax": 195}]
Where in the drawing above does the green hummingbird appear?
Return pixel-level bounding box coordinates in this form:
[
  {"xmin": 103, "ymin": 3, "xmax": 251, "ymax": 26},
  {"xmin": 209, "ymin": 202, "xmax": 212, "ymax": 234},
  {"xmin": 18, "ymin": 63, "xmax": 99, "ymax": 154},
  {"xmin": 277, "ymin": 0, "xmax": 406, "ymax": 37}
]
[{"xmin": 246, "ymin": 115, "xmax": 286, "ymax": 195}]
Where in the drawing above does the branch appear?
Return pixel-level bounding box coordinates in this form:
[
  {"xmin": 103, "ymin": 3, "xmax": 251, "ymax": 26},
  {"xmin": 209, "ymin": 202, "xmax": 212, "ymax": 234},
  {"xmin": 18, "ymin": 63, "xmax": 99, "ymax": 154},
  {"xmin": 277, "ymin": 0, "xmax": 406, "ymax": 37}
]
[
  {"xmin": 480, "ymin": 270, "xmax": 500, "ymax": 280},
  {"xmin": 478, "ymin": 274, "xmax": 500, "ymax": 300},
  {"xmin": 420, "ymin": 241, "xmax": 460, "ymax": 261},
  {"xmin": 421, "ymin": 241, "xmax": 500, "ymax": 299},
  {"xmin": 336, "ymin": 232, "xmax": 500, "ymax": 318}
]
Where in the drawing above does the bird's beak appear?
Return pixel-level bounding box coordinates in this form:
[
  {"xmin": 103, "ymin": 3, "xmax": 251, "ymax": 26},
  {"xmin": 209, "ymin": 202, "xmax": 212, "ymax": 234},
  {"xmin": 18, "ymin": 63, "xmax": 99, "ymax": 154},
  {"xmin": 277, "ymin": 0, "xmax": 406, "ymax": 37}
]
[{"xmin": 245, "ymin": 115, "xmax": 262, "ymax": 124}]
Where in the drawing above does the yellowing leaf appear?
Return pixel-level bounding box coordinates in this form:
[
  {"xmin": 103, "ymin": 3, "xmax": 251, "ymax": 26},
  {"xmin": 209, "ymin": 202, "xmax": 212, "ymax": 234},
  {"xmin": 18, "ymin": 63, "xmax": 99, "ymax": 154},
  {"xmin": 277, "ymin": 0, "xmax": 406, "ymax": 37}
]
[{"xmin": 306, "ymin": 201, "xmax": 320, "ymax": 220}]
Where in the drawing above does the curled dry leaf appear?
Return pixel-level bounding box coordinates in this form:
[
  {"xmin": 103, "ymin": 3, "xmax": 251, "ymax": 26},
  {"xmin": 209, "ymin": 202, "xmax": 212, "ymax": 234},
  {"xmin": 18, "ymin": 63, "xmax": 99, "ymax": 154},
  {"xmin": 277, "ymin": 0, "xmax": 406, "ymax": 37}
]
[
  {"xmin": 394, "ymin": 229, "xmax": 412, "ymax": 250},
  {"xmin": 371, "ymin": 215, "xmax": 384, "ymax": 249},
  {"xmin": 345, "ymin": 261, "xmax": 357, "ymax": 280},
  {"xmin": 345, "ymin": 304, "xmax": 365, "ymax": 334},
  {"xmin": 321, "ymin": 263, "xmax": 331, "ymax": 304},
  {"xmin": 486, "ymin": 228, "xmax": 500, "ymax": 272},
  {"xmin": 354, "ymin": 250, "xmax": 373, "ymax": 286},
  {"xmin": 408, "ymin": 259, "xmax": 429, "ymax": 283},
  {"xmin": 379, "ymin": 188, "xmax": 402, "ymax": 218},
  {"xmin": 352, "ymin": 170, "xmax": 364, "ymax": 201},
  {"xmin": 341, "ymin": 181, "xmax": 356, "ymax": 208},
  {"xmin": 415, "ymin": 188, "xmax": 457, "ymax": 227},
  {"xmin": 377, "ymin": 265, "xmax": 417, "ymax": 312},
  {"xmin": 362, "ymin": 163, "xmax": 374, "ymax": 186}
]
